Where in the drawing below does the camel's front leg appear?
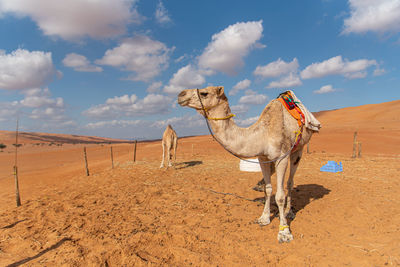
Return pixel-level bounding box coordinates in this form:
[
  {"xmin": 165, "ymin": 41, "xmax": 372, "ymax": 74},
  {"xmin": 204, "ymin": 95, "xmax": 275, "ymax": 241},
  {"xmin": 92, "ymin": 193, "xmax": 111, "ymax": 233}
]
[
  {"xmin": 275, "ymin": 156, "xmax": 293, "ymax": 243},
  {"xmin": 160, "ymin": 142, "xmax": 165, "ymax": 168},
  {"xmin": 167, "ymin": 146, "xmax": 172, "ymax": 168},
  {"xmin": 285, "ymin": 148, "xmax": 303, "ymax": 220},
  {"xmin": 257, "ymin": 159, "xmax": 273, "ymax": 226}
]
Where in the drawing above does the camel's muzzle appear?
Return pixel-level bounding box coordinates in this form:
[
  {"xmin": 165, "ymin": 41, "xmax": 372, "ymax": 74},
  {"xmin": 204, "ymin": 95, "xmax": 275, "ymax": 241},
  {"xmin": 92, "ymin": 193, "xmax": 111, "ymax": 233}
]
[{"xmin": 177, "ymin": 90, "xmax": 190, "ymax": 106}]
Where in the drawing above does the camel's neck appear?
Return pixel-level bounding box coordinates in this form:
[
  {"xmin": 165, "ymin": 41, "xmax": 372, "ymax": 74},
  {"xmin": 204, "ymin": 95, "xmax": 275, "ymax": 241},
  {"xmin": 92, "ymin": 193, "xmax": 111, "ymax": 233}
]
[{"xmin": 204, "ymin": 101, "xmax": 268, "ymax": 157}]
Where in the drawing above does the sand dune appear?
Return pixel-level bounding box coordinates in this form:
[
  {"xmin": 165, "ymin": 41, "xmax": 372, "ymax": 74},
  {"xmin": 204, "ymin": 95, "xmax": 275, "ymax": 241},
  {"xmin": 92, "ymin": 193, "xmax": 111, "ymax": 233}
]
[
  {"xmin": 0, "ymin": 100, "xmax": 399, "ymax": 266},
  {"xmin": 0, "ymin": 130, "xmax": 129, "ymax": 146},
  {"xmin": 314, "ymin": 99, "xmax": 400, "ymax": 130}
]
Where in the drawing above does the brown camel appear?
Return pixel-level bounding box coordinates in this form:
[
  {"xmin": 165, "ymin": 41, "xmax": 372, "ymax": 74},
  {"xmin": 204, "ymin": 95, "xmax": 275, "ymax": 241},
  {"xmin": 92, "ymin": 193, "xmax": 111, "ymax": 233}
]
[
  {"xmin": 178, "ymin": 86, "xmax": 320, "ymax": 243},
  {"xmin": 160, "ymin": 124, "xmax": 178, "ymax": 168}
]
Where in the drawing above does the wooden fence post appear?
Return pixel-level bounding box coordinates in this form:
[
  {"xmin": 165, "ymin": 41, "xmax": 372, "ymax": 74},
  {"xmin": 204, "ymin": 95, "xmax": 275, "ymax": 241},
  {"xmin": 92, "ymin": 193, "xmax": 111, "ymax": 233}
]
[
  {"xmin": 14, "ymin": 118, "xmax": 21, "ymax": 207},
  {"xmin": 352, "ymin": 131, "xmax": 358, "ymax": 158},
  {"xmin": 358, "ymin": 142, "xmax": 362, "ymax": 158},
  {"xmin": 110, "ymin": 146, "xmax": 114, "ymax": 169},
  {"xmin": 133, "ymin": 140, "xmax": 137, "ymax": 162},
  {"xmin": 14, "ymin": 166, "xmax": 21, "ymax": 207},
  {"xmin": 192, "ymin": 144, "xmax": 194, "ymax": 156},
  {"xmin": 83, "ymin": 147, "xmax": 90, "ymax": 176}
]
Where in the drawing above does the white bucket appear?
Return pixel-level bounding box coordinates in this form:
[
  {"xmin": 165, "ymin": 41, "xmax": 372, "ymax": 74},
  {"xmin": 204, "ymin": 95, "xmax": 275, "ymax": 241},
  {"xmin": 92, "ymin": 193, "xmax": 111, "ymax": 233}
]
[{"xmin": 239, "ymin": 158, "xmax": 261, "ymax": 172}]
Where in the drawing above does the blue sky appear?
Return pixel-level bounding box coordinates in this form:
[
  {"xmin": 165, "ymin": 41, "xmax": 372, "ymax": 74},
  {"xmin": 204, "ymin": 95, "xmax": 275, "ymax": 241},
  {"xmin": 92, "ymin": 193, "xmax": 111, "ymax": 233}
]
[{"xmin": 0, "ymin": 0, "xmax": 399, "ymax": 139}]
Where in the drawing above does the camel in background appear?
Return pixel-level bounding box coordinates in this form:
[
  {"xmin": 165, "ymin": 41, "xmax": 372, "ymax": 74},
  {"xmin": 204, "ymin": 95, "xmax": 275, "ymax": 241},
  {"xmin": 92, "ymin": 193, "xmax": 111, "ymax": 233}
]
[
  {"xmin": 160, "ymin": 125, "xmax": 178, "ymax": 168},
  {"xmin": 178, "ymin": 86, "xmax": 320, "ymax": 243}
]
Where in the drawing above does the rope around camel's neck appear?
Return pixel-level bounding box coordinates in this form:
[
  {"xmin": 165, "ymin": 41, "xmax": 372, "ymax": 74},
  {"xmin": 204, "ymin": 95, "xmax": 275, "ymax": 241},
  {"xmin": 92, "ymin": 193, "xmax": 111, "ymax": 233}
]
[{"xmin": 196, "ymin": 89, "xmax": 298, "ymax": 164}]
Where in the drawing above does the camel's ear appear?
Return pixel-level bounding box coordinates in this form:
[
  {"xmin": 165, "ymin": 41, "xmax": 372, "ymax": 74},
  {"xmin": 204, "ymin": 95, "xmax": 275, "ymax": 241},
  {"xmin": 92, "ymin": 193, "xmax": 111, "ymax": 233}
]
[{"xmin": 216, "ymin": 86, "xmax": 224, "ymax": 96}]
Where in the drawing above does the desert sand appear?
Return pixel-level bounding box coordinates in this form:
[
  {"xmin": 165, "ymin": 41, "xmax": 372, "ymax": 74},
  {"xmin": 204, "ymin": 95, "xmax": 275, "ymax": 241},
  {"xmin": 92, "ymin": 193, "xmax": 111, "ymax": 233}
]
[{"xmin": 0, "ymin": 100, "xmax": 399, "ymax": 266}]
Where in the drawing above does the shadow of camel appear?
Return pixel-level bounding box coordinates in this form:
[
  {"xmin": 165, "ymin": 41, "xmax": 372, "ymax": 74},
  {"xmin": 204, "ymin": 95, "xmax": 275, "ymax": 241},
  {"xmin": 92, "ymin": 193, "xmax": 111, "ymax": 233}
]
[
  {"xmin": 1, "ymin": 219, "xmax": 27, "ymax": 229},
  {"xmin": 253, "ymin": 184, "xmax": 331, "ymax": 222},
  {"xmin": 6, "ymin": 237, "xmax": 72, "ymax": 267},
  {"xmin": 174, "ymin": 161, "xmax": 203, "ymax": 169}
]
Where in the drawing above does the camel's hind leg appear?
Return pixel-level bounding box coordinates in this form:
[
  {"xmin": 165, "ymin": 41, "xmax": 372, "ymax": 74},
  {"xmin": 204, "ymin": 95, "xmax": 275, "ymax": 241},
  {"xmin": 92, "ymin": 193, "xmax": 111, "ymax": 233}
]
[
  {"xmin": 167, "ymin": 143, "xmax": 172, "ymax": 168},
  {"xmin": 160, "ymin": 141, "xmax": 165, "ymax": 168},
  {"xmin": 257, "ymin": 157, "xmax": 273, "ymax": 226},
  {"xmin": 285, "ymin": 148, "xmax": 303, "ymax": 220},
  {"xmin": 275, "ymin": 156, "xmax": 293, "ymax": 243}
]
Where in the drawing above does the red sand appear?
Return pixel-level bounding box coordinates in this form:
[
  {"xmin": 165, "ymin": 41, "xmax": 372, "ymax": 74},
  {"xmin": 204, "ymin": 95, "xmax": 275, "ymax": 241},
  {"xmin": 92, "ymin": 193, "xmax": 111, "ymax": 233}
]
[{"xmin": 0, "ymin": 100, "xmax": 399, "ymax": 266}]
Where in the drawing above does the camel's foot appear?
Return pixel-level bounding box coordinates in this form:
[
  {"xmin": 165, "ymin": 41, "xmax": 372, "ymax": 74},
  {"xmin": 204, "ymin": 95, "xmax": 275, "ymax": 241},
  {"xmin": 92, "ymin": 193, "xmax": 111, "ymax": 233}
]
[
  {"xmin": 159, "ymin": 164, "xmax": 164, "ymax": 168},
  {"xmin": 277, "ymin": 227, "xmax": 293, "ymax": 243},
  {"xmin": 252, "ymin": 179, "xmax": 265, "ymax": 192},
  {"xmin": 285, "ymin": 209, "xmax": 296, "ymax": 220},
  {"xmin": 257, "ymin": 215, "xmax": 270, "ymax": 226}
]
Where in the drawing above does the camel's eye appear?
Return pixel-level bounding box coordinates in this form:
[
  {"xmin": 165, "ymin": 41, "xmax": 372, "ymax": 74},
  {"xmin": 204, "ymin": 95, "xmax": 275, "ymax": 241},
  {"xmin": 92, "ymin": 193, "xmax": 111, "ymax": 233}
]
[{"xmin": 200, "ymin": 92, "xmax": 208, "ymax": 97}]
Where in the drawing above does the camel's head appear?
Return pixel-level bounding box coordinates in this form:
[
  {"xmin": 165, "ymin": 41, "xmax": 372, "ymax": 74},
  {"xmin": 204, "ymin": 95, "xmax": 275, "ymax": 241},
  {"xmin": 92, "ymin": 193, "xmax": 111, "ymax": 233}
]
[{"xmin": 178, "ymin": 86, "xmax": 227, "ymax": 114}]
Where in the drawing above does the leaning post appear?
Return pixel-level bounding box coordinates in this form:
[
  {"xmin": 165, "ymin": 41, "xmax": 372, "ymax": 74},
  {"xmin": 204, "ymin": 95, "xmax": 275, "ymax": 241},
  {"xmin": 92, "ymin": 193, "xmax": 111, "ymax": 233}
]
[
  {"xmin": 83, "ymin": 147, "xmax": 90, "ymax": 176},
  {"xmin": 133, "ymin": 140, "xmax": 137, "ymax": 162},
  {"xmin": 14, "ymin": 117, "xmax": 21, "ymax": 207},
  {"xmin": 110, "ymin": 146, "xmax": 114, "ymax": 169},
  {"xmin": 352, "ymin": 131, "xmax": 358, "ymax": 158}
]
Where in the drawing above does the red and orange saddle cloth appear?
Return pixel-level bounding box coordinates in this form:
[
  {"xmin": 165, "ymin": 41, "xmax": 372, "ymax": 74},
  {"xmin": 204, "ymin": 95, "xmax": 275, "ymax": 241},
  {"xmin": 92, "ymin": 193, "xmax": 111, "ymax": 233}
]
[{"xmin": 277, "ymin": 91, "xmax": 305, "ymax": 150}]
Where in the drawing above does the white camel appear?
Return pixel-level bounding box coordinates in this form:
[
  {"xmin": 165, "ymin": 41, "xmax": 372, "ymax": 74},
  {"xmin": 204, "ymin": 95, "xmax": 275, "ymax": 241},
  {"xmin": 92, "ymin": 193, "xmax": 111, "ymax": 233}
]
[
  {"xmin": 160, "ymin": 124, "xmax": 178, "ymax": 168},
  {"xmin": 178, "ymin": 86, "xmax": 320, "ymax": 242}
]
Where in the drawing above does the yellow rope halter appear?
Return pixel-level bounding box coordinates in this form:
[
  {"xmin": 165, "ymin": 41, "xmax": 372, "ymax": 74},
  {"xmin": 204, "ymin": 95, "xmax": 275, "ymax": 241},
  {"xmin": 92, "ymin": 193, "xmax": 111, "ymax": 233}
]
[
  {"xmin": 207, "ymin": 113, "xmax": 236, "ymax": 120},
  {"xmin": 197, "ymin": 98, "xmax": 236, "ymax": 121}
]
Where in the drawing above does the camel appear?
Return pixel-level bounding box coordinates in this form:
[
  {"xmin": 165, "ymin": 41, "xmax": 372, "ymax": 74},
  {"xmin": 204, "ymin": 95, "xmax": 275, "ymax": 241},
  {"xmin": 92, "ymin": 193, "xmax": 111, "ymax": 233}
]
[
  {"xmin": 160, "ymin": 124, "xmax": 178, "ymax": 168},
  {"xmin": 178, "ymin": 86, "xmax": 320, "ymax": 243}
]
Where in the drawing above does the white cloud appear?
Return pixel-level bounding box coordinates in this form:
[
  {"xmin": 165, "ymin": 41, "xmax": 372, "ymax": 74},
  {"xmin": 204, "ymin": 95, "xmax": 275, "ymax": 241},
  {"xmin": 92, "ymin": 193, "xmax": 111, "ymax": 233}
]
[
  {"xmin": 151, "ymin": 114, "xmax": 205, "ymax": 129},
  {"xmin": 0, "ymin": 87, "xmax": 74, "ymax": 130},
  {"xmin": 20, "ymin": 88, "xmax": 68, "ymax": 122},
  {"xmin": 19, "ymin": 88, "xmax": 64, "ymax": 108},
  {"xmin": 9, "ymin": 87, "xmax": 71, "ymax": 124},
  {"xmin": 235, "ymin": 116, "xmax": 259, "ymax": 127},
  {"xmin": 85, "ymin": 114, "xmax": 207, "ymax": 139},
  {"xmin": 105, "ymin": 94, "xmax": 137, "ymax": 105},
  {"xmin": 230, "ymin": 104, "xmax": 249, "ymax": 114},
  {"xmin": 86, "ymin": 119, "xmax": 144, "ymax": 129},
  {"xmin": 155, "ymin": 1, "xmax": 172, "ymax": 25},
  {"xmin": 63, "ymin": 53, "xmax": 102, "ymax": 72},
  {"xmin": 175, "ymin": 54, "xmax": 188, "ymax": 63},
  {"xmin": 96, "ymin": 35, "xmax": 173, "ymax": 81},
  {"xmin": 163, "ymin": 65, "xmax": 205, "ymax": 94},
  {"xmin": 198, "ymin": 20, "xmax": 264, "ymax": 75},
  {"xmin": 0, "ymin": 49, "xmax": 59, "ymax": 90},
  {"xmin": 300, "ymin": 55, "xmax": 377, "ymax": 79},
  {"xmin": 344, "ymin": 71, "xmax": 367, "ymax": 79},
  {"xmin": 313, "ymin": 84, "xmax": 336, "ymax": 94},
  {"xmin": 83, "ymin": 93, "xmax": 173, "ymax": 119},
  {"xmin": 0, "ymin": 0, "xmax": 142, "ymax": 40},
  {"xmin": 29, "ymin": 107, "xmax": 64, "ymax": 121},
  {"xmin": 238, "ymin": 90, "xmax": 268, "ymax": 105},
  {"xmin": 373, "ymin": 67, "xmax": 386, "ymax": 76},
  {"xmin": 253, "ymin": 58, "xmax": 299, "ymax": 78},
  {"xmin": 229, "ymin": 79, "xmax": 251, "ymax": 96},
  {"xmin": 147, "ymin": 81, "xmax": 163, "ymax": 93},
  {"xmin": 0, "ymin": 102, "xmax": 18, "ymax": 121},
  {"xmin": 343, "ymin": 0, "xmax": 400, "ymax": 34},
  {"xmin": 267, "ymin": 73, "xmax": 302, "ymax": 88}
]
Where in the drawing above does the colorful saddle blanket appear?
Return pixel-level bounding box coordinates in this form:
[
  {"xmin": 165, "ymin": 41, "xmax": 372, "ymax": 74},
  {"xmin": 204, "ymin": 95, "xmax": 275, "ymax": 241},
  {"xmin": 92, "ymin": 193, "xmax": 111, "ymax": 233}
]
[{"xmin": 277, "ymin": 91, "xmax": 305, "ymax": 127}]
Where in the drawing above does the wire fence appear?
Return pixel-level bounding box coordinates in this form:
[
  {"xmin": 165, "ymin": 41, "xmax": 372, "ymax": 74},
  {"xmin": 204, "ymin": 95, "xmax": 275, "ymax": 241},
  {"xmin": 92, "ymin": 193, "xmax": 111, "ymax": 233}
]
[{"xmin": 0, "ymin": 142, "xmax": 140, "ymax": 182}]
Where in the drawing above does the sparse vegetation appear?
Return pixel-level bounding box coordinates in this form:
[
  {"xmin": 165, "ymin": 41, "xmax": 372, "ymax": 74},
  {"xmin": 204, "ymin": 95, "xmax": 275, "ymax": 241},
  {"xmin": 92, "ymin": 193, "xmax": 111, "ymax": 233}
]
[
  {"xmin": 0, "ymin": 143, "xmax": 6, "ymax": 152},
  {"xmin": 12, "ymin": 143, "xmax": 22, "ymax": 148}
]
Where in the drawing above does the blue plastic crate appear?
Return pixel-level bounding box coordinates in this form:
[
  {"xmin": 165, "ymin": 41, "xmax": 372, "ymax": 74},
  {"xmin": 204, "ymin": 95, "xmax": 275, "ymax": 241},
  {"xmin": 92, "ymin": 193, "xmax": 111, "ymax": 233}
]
[{"xmin": 320, "ymin": 161, "xmax": 343, "ymax": 173}]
